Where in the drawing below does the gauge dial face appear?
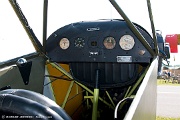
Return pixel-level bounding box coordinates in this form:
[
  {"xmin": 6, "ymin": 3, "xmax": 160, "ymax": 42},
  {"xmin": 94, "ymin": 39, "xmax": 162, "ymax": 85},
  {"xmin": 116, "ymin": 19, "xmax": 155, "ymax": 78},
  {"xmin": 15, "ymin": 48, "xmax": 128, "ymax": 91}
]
[
  {"xmin": 59, "ymin": 38, "xmax": 70, "ymax": 50},
  {"xmin": 74, "ymin": 37, "xmax": 85, "ymax": 48},
  {"xmin": 119, "ymin": 35, "xmax": 135, "ymax": 50},
  {"xmin": 103, "ymin": 37, "xmax": 116, "ymax": 49}
]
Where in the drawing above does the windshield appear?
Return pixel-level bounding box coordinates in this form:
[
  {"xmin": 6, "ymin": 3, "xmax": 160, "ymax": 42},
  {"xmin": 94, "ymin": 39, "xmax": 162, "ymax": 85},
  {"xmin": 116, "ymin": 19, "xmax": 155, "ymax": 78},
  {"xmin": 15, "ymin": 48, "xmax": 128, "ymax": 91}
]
[
  {"xmin": 0, "ymin": 0, "xmax": 179, "ymax": 66},
  {"xmin": 0, "ymin": 1, "xmax": 36, "ymax": 62}
]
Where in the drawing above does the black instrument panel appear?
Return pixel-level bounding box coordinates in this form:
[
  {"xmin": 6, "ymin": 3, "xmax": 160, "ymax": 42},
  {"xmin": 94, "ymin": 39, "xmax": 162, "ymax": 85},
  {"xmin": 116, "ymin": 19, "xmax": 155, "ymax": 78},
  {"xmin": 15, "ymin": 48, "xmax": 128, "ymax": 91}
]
[{"xmin": 46, "ymin": 19, "xmax": 154, "ymax": 63}]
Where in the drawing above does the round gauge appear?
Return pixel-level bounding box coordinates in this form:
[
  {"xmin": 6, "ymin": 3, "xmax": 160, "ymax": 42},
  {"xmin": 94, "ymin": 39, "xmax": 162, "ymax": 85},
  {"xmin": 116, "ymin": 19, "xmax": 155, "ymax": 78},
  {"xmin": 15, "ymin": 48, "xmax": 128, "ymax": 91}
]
[
  {"xmin": 59, "ymin": 38, "xmax": 70, "ymax": 50},
  {"xmin": 74, "ymin": 37, "xmax": 85, "ymax": 48},
  {"xmin": 119, "ymin": 35, "xmax": 135, "ymax": 50},
  {"xmin": 103, "ymin": 37, "xmax": 116, "ymax": 49}
]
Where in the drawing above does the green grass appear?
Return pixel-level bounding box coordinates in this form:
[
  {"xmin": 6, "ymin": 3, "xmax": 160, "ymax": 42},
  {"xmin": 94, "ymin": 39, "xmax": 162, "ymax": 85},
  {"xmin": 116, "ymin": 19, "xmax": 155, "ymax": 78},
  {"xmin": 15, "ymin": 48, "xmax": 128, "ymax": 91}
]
[
  {"xmin": 157, "ymin": 79, "xmax": 180, "ymax": 86},
  {"xmin": 156, "ymin": 116, "xmax": 180, "ymax": 120}
]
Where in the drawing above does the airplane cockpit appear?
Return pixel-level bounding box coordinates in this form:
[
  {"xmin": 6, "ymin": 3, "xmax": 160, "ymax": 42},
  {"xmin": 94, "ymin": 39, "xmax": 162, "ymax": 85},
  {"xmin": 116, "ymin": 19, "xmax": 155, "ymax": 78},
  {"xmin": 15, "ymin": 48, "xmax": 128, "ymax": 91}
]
[{"xmin": 0, "ymin": 0, "xmax": 172, "ymax": 120}]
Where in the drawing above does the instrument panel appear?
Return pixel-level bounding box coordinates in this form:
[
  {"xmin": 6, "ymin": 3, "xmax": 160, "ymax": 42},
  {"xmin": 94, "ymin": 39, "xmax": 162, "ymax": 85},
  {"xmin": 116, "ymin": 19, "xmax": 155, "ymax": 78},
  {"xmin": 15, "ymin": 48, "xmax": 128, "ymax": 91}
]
[{"xmin": 46, "ymin": 19, "xmax": 154, "ymax": 63}]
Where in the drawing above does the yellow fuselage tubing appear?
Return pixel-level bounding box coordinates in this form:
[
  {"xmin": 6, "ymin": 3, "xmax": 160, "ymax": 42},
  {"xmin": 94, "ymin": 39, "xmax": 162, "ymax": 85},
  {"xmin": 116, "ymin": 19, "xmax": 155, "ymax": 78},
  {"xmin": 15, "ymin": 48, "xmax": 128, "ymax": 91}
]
[{"xmin": 47, "ymin": 63, "xmax": 83, "ymax": 119}]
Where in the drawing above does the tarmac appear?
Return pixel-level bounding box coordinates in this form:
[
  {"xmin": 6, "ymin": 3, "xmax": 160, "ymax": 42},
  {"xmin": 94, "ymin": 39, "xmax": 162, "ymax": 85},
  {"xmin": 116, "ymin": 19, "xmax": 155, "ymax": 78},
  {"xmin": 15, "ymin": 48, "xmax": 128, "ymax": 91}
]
[{"xmin": 156, "ymin": 85, "xmax": 180, "ymax": 118}]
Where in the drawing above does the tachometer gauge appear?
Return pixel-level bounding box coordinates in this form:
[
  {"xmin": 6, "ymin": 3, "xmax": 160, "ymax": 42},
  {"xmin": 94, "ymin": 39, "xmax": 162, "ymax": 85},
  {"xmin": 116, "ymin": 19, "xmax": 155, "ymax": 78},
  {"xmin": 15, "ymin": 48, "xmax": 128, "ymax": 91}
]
[
  {"xmin": 59, "ymin": 38, "xmax": 70, "ymax": 50},
  {"xmin": 119, "ymin": 35, "xmax": 135, "ymax": 50},
  {"xmin": 74, "ymin": 37, "xmax": 85, "ymax": 48},
  {"xmin": 103, "ymin": 37, "xmax": 116, "ymax": 49}
]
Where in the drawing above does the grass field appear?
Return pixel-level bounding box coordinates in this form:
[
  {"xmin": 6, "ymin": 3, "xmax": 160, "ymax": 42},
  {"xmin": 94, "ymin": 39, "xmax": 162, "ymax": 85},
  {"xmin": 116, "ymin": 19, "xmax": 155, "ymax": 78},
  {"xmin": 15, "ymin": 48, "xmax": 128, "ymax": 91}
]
[
  {"xmin": 157, "ymin": 79, "xmax": 180, "ymax": 86},
  {"xmin": 156, "ymin": 116, "xmax": 180, "ymax": 120}
]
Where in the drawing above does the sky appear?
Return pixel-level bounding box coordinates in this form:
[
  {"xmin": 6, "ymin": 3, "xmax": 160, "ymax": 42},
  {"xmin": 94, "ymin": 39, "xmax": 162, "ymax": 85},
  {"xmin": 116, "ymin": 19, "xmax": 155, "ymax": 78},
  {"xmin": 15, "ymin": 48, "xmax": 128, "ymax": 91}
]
[{"xmin": 0, "ymin": 0, "xmax": 179, "ymax": 65}]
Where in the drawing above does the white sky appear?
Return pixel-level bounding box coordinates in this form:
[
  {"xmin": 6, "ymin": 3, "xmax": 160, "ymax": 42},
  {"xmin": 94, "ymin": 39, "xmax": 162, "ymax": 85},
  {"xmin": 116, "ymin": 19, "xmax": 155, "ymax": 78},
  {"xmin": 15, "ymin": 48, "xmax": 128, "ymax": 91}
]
[{"xmin": 0, "ymin": 0, "xmax": 179, "ymax": 65}]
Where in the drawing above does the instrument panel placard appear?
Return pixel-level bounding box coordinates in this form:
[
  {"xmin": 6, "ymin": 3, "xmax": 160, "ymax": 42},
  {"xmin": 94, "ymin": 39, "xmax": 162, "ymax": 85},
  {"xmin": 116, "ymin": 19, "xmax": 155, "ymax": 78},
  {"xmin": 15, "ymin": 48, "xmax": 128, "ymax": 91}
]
[{"xmin": 117, "ymin": 56, "xmax": 132, "ymax": 62}]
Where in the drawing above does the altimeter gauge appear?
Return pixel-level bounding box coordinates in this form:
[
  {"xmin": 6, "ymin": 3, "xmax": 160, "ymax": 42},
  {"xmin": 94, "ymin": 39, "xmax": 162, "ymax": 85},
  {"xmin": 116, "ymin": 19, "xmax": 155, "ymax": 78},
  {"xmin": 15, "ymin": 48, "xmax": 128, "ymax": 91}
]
[
  {"xmin": 59, "ymin": 38, "xmax": 70, "ymax": 50},
  {"xmin": 119, "ymin": 35, "xmax": 135, "ymax": 50},
  {"xmin": 103, "ymin": 37, "xmax": 116, "ymax": 49}
]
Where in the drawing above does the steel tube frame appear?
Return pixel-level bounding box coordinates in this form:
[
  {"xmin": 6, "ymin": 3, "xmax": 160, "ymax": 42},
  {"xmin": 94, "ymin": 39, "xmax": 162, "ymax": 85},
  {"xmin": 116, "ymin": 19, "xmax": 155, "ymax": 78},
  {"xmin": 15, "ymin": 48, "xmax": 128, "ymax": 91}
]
[
  {"xmin": 47, "ymin": 61, "xmax": 115, "ymax": 110},
  {"xmin": 146, "ymin": 0, "xmax": 159, "ymax": 55},
  {"xmin": 92, "ymin": 88, "xmax": 99, "ymax": 120},
  {"xmin": 42, "ymin": 0, "xmax": 48, "ymax": 53}
]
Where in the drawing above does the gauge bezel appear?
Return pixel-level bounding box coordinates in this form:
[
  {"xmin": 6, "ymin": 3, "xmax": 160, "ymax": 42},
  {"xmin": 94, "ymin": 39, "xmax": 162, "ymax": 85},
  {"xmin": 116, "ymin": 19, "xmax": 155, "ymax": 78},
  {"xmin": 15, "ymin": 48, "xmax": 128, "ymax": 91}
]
[
  {"xmin": 103, "ymin": 36, "xmax": 116, "ymax": 49},
  {"xmin": 119, "ymin": 35, "xmax": 135, "ymax": 50},
  {"xmin": 59, "ymin": 38, "xmax": 70, "ymax": 50}
]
